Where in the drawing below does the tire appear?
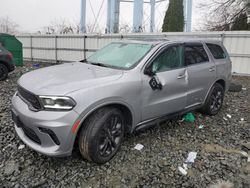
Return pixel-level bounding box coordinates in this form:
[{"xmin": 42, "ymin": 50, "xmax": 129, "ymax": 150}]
[
  {"xmin": 200, "ymin": 83, "xmax": 225, "ymax": 116},
  {"xmin": 228, "ymin": 82, "xmax": 242, "ymax": 92},
  {"xmin": 78, "ymin": 107, "xmax": 125, "ymax": 164},
  {"xmin": 0, "ymin": 64, "xmax": 8, "ymax": 81}
]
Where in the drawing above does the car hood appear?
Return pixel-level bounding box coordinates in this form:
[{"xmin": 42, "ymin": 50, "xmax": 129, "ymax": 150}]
[{"xmin": 18, "ymin": 62, "xmax": 124, "ymax": 95}]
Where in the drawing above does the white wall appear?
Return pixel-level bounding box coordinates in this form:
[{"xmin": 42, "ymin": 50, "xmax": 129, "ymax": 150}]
[{"xmin": 17, "ymin": 31, "xmax": 250, "ymax": 75}]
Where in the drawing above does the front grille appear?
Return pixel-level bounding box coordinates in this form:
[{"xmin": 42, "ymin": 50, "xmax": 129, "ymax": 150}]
[{"xmin": 17, "ymin": 86, "xmax": 42, "ymax": 110}]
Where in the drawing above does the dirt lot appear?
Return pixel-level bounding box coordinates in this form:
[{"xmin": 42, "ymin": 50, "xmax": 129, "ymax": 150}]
[{"xmin": 0, "ymin": 62, "xmax": 250, "ymax": 187}]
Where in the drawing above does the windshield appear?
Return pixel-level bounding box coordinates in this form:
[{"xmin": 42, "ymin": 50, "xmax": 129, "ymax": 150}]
[{"xmin": 87, "ymin": 42, "xmax": 153, "ymax": 69}]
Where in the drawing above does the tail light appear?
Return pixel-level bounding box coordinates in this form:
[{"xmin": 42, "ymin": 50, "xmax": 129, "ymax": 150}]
[{"xmin": 7, "ymin": 52, "xmax": 13, "ymax": 60}]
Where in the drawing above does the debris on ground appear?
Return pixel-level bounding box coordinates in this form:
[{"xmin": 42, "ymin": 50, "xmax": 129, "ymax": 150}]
[
  {"xmin": 185, "ymin": 152, "xmax": 197, "ymax": 163},
  {"xmin": 178, "ymin": 152, "xmax": 197, "ymax": 176},
  {"xmin": 33, "ymin": 63, "xmax": 40, "ymax": 68},
  {"xmin": 178, "ymin": 166, "xmax": 188, "ymax": 175},
  {"xmin": 134, "ymin": 143, "xmax": 144, "ymax": 151},
  {"xmin": 198, "ymin": 124, "xmax": 204, "ymax": 129},
  {"xmin": 226, "ymin": 114, "xmax": 232, "ymax": 119},
  {"xmin": 184, "ymin": 112, "xmax": 196, "ymax": 123},
  {"xmin": 223, "ymin": 117, "xmax": 228, "ymax": 121},
  {"xmin": 18, "ymin": 145, "xmax": 25, "ymax": 150}
]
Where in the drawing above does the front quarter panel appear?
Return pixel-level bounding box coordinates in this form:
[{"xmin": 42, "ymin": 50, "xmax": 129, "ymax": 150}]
[{"xmin": 68, "ymin": 70, "xmax": 142, "ymax": 133}]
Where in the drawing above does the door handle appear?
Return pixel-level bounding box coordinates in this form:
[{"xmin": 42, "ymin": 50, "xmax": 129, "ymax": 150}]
[
  {"xmin": 209, "ymin": 66, "xmax": 215, "ymax": 72},
  {"xmin": 177, "ymin": 74, "xmax": 186, "ymax": 79}
]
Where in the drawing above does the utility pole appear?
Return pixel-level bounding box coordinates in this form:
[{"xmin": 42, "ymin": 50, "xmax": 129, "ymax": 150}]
[
  {"xmin": 150, "ymin": 0, "xmax": 155, "ymax": 32},
  {"xmin": 80, "ymin": 0, "xmax": 86, "ymax": 33},
  {"xmin": 133, "ymin": 0, "xmax": 144, "ymax": 32},
  {"xmin": 106, "ymin": 0, "xmax": 120, "ymax": 33},
  {"xmin": 183, "ymin": 0, "xmax": 193, "ymax": 32}
]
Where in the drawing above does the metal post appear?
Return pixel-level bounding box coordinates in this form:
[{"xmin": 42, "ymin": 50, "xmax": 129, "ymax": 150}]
[
  {"xmin": 107, "ymin": 0, "xmax": 120, "ymax": 33},
  {"xmin": 133, "ymin": 0, "xmax": 144, "ymax": 32},
  {"xmin": 183, "ymin": 0, "xmax": 187, "ymax": 32},
  {"xmin": 30, "ymin": 35, "xmax": 33, "ymax": 62},
  {"xmin": 186, "ymin": 0, "xmax": 193, "ymax": 32},
  {"xmin": 55, "ymin": 36, "xmax": 58, "ymax": 63},
  {"xmin": 80, "ymin": 0, "xmax": 86, "ymax": 33},
  {"xmin": 106, "ymin": 0, "xmax": 111, "ymax": 33},
  {"xmin": 150, "ymin": 0, "xmax": 155, "ymax": 32},
  {"xmin": 113, "ymin": 0, "xmax": 120, "ymax": 33}
]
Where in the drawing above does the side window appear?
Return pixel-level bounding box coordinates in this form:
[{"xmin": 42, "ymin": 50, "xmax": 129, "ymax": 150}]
[
  {"xmin": 185, "ymin": 44, "xmax": 209, "ymax": 65},
  {"xmin": 206, "ymin": 43, "xmax": 226, "ymax": 59},
  {"xmin": 152, "ymin": 45, "xmax": 184, "ymax": 73}
]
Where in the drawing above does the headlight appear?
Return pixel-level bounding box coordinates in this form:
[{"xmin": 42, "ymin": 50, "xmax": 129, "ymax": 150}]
[{"xmin": 39, "ymin": 96, "xmax": 76, "ymax": 111}]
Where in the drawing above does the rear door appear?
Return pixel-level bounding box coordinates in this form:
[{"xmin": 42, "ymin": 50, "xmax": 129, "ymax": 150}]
[
  {"xmin": 141, "ymin": 44, "xmax": 188, "ymax": 121},
  {"xmin": 185, "ymin": 42, "xmax": 216, "ymax": 108},
  {"xmin": 206, "ymin": 43, "xmax": 232, "ymax": 90}
]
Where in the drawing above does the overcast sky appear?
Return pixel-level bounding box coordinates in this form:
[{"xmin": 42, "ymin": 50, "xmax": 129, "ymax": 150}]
[{"xmin": 0, "ymin": 0, "xmax": 204, "ymax": 33}]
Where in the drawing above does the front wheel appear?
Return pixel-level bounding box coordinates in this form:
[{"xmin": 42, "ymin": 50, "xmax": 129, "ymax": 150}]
[
  {"xmin": 0, "ymin": 64, "xmax": 8, "ymax": 81},
  {"xmin": 200, "ymin": 83, "xmax": 225, "ymax": 115},
  {"xmin": 78, "ymin": 107, "xmax": 125, "ymax": 164}
]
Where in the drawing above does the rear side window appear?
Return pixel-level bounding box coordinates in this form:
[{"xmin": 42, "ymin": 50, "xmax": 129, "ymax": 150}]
[
  {"xmin": 185, "ymin": 44, "xmax": 209, "ymax": 65},
  {"xmin": 206, "ymin": 43, "xmax": 226, "ymax": 59}
]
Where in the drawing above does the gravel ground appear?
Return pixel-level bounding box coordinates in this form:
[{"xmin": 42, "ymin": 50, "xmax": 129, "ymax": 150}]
[{"xmin": 0, "ymin": 62, "xmax": 250, "ymax": 188}]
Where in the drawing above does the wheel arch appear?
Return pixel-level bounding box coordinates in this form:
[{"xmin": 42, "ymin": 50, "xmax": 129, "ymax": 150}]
[
  {"xmin": 203, "ymin": 78, "xmax": 226, "ymax": 105},
  {"xmin": 73, "ymin": 101, "xmax": 134, "ymax": 147}
]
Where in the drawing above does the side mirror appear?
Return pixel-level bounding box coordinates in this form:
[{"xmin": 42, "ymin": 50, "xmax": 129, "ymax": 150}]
[
  {"xmin": 149, "ymin": 76, "xmax": 162, "ymax": 90},
  {"xmin": 144, "ymin": 67, "xmax": 155, "ymax": 77}
]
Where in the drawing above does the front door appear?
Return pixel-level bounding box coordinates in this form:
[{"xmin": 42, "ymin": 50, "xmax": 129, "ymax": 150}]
[{"xmin": 141, "ymin": 44, "xmax": 188, "ymax": 121}]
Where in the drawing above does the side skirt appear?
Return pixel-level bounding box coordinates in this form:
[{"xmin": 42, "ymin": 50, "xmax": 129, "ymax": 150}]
[{"xmin": 134, "ymin": 104, "xmax": 202, "ymax": 132}]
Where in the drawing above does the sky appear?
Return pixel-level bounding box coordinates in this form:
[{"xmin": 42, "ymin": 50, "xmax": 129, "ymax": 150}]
[{"xmin": 0, "ymin": 0, "xmax": 205, "ymax": 33}]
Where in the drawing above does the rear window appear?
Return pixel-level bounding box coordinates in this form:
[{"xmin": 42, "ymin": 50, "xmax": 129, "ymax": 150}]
[{"xmin": 206, "ymin": 43, "xmax": 226, "ymax": 59}]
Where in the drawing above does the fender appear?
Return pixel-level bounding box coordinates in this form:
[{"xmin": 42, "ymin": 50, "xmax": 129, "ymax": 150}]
[
  {"xmin": 72, "ymin": 97, "xmax": 136, "ymax": 136},
  {"xmin": 202, "ymin": 78, "xmax": 226, "ymax": 105}
]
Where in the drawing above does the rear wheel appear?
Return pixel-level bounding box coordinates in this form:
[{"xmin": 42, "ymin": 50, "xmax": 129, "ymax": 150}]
[
  {"xmin": 0, "ymin": 64, "xmax": 8, "ymax": 81},
  {"xmin": 78, "ymin": 107, "xmax": 125, "ymax": 164},
  {"xmin": 200, "ymin": 83, "xmax": 224, "ymax": 115}
]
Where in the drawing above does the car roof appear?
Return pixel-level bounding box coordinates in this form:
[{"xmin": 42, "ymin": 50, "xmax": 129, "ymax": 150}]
[{"xmin": 116, "ymin": 38, "xmax": 223, "ymax": 46}]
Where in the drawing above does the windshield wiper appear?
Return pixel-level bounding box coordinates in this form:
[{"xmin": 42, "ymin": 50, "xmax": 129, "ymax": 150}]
[
  {"xmin": 89, "ymin": 62, "xmax": 108, "ymax": 67},
  {"xmin": 80, "ymin": 59, "xmax": 108, "ymax": 67},
  {"xmin": 80, "ymin": 59, "xmax": 87, "ymax": 63}
]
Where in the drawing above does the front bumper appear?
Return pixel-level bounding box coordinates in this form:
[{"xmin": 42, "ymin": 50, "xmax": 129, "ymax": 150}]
[{"xmin": 12, "ymin": 93, "xmax": 79, "ymax": 157}]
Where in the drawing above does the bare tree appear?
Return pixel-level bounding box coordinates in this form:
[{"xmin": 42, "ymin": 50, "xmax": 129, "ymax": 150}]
[
  {"xmin": 201, "ymin": 0, "xmax": 250, "ymax": 31},
  {"xmin": 40, "ymin": 19, "xmax": 79, "ymax": 34},
  {"xmin": 0, "ymin": 16, "xmax": 18, "ymax": 34}
]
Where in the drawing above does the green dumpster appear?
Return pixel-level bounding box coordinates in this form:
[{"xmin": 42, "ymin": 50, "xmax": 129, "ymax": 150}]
[{"xmin": 0, "ymin": 33, "xmax": 23, "ymax": 66}]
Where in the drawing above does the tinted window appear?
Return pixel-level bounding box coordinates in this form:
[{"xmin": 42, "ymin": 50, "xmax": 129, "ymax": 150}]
[
  {"xmin": 185, "ymin": 44, "xmax": 209, "ymax": 65},
  {"xmin": 152, "ymin": 45, "xmax": 184, "ymax": 73},
  {"xmin": 206, "ymin": 43, "xmax": 226, "ymax": 59}
]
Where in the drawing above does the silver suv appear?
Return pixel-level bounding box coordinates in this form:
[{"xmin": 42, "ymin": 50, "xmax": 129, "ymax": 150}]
[{"xmin": 11, "ymin": 40, "xmax": 232, "ymax": 163}]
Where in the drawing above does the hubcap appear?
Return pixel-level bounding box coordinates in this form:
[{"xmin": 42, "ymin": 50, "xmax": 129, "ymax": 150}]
[
  {"xmin": 99, "ymin": 115, "xmax": 123, "ymax": 157},
  {"xmin": 210, "ymin": 89, "xmax": 223, "ymax": 113}
]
